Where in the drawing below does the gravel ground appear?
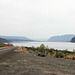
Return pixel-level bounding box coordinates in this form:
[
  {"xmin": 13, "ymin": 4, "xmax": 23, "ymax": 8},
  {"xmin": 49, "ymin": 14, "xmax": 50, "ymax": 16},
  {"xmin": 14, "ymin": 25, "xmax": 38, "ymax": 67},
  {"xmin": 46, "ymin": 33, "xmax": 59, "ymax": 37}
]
[{"xmin": 0, "ymin": 47, "xmax": 75, "ymax": 75}]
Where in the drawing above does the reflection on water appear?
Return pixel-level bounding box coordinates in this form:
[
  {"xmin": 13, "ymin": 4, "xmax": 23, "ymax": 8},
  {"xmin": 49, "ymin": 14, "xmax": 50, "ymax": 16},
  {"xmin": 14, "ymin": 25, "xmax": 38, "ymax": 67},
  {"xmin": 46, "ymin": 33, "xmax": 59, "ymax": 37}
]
[{"xmin": 13, "ymin": 42, "xmax": 75, "ymax": 51}]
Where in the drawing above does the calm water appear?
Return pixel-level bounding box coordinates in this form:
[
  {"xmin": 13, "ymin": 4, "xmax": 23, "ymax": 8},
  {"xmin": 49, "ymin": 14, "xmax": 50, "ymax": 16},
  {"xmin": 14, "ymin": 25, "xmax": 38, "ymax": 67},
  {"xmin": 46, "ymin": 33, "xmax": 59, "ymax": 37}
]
[{"xmin": 13, "ymin": 42, "xmax": 75, "ymax": 51}]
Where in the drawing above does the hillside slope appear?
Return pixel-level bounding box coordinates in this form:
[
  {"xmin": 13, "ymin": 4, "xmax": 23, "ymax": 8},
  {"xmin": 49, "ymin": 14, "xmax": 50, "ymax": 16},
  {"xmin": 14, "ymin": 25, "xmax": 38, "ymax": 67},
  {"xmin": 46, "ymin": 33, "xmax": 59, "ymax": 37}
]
[
  {"xmin": 0, "ymin": 36, "xmax": 34, "ymax": 42},
  {"xmin": 0, "ymin": 38, "xmax": 9, "ymax": 43},
  {"xmin": 71, "ymin": 37, "xmax": 75, "ymax": 42},
  {"xmin": 48, "ymin": 34, "xmax": 75, "ymax": 42}
]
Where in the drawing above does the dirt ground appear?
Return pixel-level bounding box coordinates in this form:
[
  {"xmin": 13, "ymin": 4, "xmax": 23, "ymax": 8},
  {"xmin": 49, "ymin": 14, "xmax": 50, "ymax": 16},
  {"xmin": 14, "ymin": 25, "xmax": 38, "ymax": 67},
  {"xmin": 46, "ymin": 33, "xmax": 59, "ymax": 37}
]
[
  {"xmin": 0, "ymin": 47, "xmax": 7, "ymax": 50},
  {"xmin": 0, "ymin": 47, "xmax": 75, "ymax": 75}
]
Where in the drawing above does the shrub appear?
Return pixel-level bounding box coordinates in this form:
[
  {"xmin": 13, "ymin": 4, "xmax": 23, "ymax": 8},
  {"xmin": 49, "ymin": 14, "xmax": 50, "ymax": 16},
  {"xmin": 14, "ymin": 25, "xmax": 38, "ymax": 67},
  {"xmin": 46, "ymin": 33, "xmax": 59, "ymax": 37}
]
[
  {"xmin": 39, "ymin": 44, "xmax": 46, "ymax": 53},
  {"xmin": 32, "ymin": 46, "xmax": 36, "ymax": 51},
  {"xmin": 56, "ymin": 52, "xmax": 64, "ymax": 58},
  {"xmin": 7, "ymin": 43, "xmax": 13, "ymax": 46},
  {"xmin": 63, "ymin": 49, "xmax": 69, "ymax": 58},
  {"xmin": 48, "ymin": 49, "xmax": 55, "ymax": 57},
  {"xmin": 0, "ymin": 41, "xmax": 6, "ymax": 47}
]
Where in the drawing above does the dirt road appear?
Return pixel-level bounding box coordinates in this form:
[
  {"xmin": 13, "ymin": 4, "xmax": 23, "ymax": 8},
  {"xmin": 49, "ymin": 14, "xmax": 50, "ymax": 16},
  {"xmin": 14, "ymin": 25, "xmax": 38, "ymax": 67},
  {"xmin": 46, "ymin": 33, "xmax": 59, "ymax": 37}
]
[{"xmin": 0, "ymin": 47, "xmax": 75, "ymax": 75}]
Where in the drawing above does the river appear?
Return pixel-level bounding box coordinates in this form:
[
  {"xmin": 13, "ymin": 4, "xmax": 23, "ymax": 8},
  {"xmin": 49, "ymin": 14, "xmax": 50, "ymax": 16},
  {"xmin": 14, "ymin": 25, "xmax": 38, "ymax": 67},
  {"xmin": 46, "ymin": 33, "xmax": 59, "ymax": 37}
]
[{"xmin": 12, "ymin": 42, "xmax": 75, "ymax": 51}]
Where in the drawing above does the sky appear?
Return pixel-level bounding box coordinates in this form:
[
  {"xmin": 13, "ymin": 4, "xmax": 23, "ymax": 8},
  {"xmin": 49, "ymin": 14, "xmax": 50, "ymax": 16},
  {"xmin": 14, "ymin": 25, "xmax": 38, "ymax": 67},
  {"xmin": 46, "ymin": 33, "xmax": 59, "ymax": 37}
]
[{"xmin": 0, "ymin": 0, "xmax": 75, "ymax": 39}]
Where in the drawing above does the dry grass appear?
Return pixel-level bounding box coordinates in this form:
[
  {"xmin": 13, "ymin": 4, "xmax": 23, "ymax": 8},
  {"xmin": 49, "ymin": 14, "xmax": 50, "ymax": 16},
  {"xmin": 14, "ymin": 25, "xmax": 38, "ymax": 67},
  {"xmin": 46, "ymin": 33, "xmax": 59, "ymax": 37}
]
[
  {"xmin": 65, "ymin": 55, "xmax": 75, "ymax": 60},
  {"xmin": 72, "ymin": 56, "xmax": 75, "ymax": 60},
  {"xmin": 14, "ymin": 47, "xmax": 28, "ymax": 52},
  {"xmin": 14, "ymin": 47, "xmax": 35, "ymax": 53},
  {"xmin": 14, "ymin": 47, "xmax": 75, "ymax": 60},
  {"xmin": 47, "ymin": 53, "xmax": 51, "ymax": 56}
]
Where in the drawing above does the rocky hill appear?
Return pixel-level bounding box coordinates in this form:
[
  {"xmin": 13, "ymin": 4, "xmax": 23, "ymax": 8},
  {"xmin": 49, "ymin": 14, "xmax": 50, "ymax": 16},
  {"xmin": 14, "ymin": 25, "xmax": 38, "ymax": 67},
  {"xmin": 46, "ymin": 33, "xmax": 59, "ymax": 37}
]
[
  {"xmin": 0, "ymin": 38, "xmax": 9, "ymax": 43},
  {"xmin": 0, "ymin": 36, "xmax": 34, "ymax": 43},
  {"xmin": 48, "ymin": 34, "xmax": 75, "ymax": 42},
  {"xmin": 71, "ymin": 37, "xmax": 75, "ymax": 42}
]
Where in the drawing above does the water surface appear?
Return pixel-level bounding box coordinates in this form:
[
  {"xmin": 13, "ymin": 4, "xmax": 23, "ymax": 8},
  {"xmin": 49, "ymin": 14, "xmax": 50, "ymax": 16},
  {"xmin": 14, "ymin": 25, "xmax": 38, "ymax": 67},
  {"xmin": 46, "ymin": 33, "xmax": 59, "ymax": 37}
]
[{"xmin": 13, "ymin": 42, "xmax": 75, "ymax": 51}]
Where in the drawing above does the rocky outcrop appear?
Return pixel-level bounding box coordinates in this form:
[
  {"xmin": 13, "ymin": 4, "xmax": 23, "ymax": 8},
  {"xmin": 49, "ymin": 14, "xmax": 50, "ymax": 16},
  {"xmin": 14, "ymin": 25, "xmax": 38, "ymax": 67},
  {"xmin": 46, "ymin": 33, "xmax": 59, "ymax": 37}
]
[{"xmin": 71, "ymin": 37, "xmax": 75, "ymax": 42}]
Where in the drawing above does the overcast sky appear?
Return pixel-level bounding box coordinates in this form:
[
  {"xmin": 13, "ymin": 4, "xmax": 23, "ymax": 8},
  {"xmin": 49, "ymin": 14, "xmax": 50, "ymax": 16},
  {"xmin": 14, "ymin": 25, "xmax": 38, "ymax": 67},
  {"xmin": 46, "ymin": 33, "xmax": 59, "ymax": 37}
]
[{"xmin": 0, "ymin": 0, "xmax": 75, "ymax": 39}]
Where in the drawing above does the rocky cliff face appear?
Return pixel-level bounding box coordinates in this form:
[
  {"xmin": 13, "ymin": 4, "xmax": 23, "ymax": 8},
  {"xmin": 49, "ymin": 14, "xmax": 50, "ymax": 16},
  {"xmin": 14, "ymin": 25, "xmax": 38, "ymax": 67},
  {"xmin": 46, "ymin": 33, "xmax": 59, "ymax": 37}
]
[{"xmin": 71, "ymin": 37, "xmax": 75, "ymax": 42}]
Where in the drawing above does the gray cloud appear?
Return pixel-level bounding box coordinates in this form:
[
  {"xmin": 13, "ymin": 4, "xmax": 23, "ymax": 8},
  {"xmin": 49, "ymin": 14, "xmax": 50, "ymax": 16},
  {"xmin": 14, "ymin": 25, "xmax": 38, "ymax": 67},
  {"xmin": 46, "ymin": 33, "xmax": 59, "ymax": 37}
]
[{"xmin": 0, "ymin": 0, "xmax": 75, "ymax": 38}]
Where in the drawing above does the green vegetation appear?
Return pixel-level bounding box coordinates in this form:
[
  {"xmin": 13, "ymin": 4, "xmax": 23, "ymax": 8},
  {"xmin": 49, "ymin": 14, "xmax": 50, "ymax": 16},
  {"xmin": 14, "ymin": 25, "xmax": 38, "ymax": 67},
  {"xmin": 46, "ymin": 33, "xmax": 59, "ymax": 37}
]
[
  {"xmin": 0, "ymin": 41, "xmax": 6, "ymax": 47},
  {"xmin": 55, "ymin": 51, "xmax": 64, "ymax": 58},
  {"xmin": 0, "ymin": 41, "xmax": 13, "ymax": 47},
  {"xmin": 39, "ymin": 44, "xmax": 45, "ymax": 53},
  {"xmin": 7, "ymin": 43, "xmax": 13, "ymax": 46},
  {"xmin": 25, "ymin": 44, "xmax": 75, "ymax": 59}
]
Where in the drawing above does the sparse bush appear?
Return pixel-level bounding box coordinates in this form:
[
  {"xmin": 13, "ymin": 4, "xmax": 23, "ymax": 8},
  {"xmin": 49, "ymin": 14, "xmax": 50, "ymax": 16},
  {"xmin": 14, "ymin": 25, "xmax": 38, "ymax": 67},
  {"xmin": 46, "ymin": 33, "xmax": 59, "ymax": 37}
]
[
  {"xmin": 39, "ymin": 44, "xmax": 46, "ymax": 53},
  {"xmin": 63, "ymin": 49, "xmax": 69, "ymax": 58},
  {"xmin": 25, "ymin": 45, "xmax": 75, "ymax": 59},
  {"xmin": 7, "ymin": 43, "xmax": 13, "ymax": 46},
  {"xmin": 48, "ymin": 48, "xmax": 55, "ymax": 57},
  {"xmin": 0, "ymin": 41, "xmax": 6, "ymax": 47},
  {"xmin": 32, "ymin": 46, "xmax": 36, "ymax": 51},
  {"xmin": 56, "ymin": 52, "xmax": 64, "ymax": 58}
]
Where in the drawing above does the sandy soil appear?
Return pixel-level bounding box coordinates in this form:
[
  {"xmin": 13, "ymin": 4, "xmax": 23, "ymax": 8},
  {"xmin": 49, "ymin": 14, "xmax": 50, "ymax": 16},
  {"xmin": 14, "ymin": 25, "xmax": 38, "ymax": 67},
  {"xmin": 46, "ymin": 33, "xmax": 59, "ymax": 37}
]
[{"xmin": 0, "ymin": 47, "xmax": 75, "ymax": 75}]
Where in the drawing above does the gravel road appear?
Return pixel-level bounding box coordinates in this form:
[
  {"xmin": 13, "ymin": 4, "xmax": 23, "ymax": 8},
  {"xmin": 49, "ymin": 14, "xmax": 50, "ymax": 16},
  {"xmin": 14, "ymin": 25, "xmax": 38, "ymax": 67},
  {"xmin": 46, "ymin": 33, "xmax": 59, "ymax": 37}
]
[{"xmin": 0, "ymin": 47, "xmax": 75, "ymax": 75}]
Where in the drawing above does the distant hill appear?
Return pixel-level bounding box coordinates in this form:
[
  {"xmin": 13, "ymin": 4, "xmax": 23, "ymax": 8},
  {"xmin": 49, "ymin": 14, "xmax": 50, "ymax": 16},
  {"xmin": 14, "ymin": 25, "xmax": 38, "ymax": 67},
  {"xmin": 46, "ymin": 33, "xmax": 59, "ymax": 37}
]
[
  {"xmin": 0, "ymin": 38, "xmax": 9, "ymax": 43},
  {"xmin": 71, "ymin": 37, "xmax": 75, "ymax": 42},
  {"xmin": 0, "ymin": 36, "xmax": 34, "ymax": 43},
  {"xmin": 48, "ymin": 34, "xmax": 75, "ymax": 42}
]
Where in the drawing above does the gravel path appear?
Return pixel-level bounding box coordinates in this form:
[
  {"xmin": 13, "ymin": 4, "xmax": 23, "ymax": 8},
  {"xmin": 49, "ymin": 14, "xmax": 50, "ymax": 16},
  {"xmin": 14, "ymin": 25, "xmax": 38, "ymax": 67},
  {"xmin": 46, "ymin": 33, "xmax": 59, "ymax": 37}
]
[{"xmin": 0, "ymin": 47, "xmax": 75, "ymax": 75}]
